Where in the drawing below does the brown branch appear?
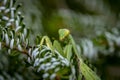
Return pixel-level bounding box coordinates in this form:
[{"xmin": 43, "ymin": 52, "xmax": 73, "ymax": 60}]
[{"xmin": 1, "ymin": 42, "xmax": 31, "ymax": 57}]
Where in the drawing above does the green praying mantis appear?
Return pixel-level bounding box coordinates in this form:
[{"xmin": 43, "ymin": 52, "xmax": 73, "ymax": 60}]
[{"xmin": 39, "ymin": 29, "xmax": 101, "ymax": 80}]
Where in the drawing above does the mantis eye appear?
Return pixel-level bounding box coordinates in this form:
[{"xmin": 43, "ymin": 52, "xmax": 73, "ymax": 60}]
[{"xmin": 58, "ymin": 29, "xmax": 70, "ymax": 41}]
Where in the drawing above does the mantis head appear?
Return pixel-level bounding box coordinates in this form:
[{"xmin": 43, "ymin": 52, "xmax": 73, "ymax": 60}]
[{"xmin": 58, "ymin": 29, "xmax": 70, "ymax": 41}]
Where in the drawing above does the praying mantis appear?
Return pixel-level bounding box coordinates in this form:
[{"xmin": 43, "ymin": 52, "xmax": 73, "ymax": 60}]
[{"xmin": 39, "ymin": 29, "xmax": 101, "ymax": 80}]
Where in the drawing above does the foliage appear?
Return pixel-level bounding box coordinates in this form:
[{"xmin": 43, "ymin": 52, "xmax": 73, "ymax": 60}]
[
  {"xmin": 0, "ymin": 0, "xmax": 101, "ymax": 80},
  {"xmin": 15, "ymin": 0, "xmax": 120, "ymax": 79}
]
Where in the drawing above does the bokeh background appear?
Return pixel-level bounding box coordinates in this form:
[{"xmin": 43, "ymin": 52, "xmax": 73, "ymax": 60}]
[
  {"xmin": 19, "ymin": 0, "xmax": 120, "ymax": 80},
  {"xmin": 1, "ymin": 0, "xmax": 120, "ymax": 80}
]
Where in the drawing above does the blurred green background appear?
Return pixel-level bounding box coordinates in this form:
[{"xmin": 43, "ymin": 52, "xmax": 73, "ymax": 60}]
[{"xmin": 2, "ymin": 0, "xmax": 120, "ymax": 80}]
